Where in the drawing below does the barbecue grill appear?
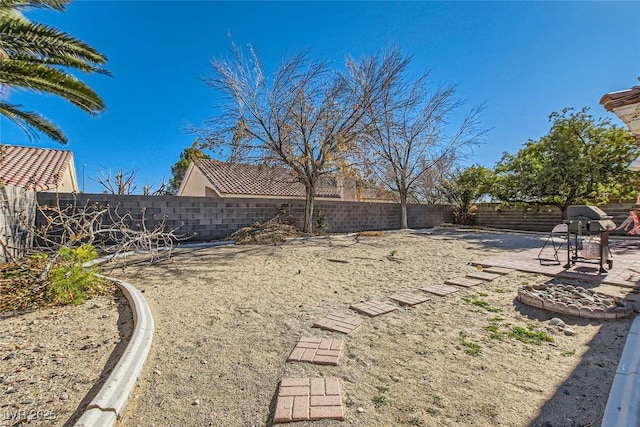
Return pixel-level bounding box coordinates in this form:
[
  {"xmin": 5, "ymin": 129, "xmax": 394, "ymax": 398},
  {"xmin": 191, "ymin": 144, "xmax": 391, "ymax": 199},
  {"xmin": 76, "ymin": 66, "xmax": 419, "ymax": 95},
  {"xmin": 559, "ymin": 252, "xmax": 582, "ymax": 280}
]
[{"xmin": 563, "ymin": 205, "xmax": 616, "ymax": 273}]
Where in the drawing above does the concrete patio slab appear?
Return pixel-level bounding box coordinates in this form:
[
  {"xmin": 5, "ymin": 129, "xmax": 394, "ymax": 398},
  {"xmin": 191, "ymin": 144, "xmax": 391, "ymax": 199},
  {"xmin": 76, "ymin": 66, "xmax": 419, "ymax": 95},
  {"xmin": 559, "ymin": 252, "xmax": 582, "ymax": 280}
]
[
  {"xmin": 273, "ymin": 378, "xmax": 344, "ymax": 423},
  {"xmin": 287, "ymin": 337, "xmax": 344, "ymax": 366}
]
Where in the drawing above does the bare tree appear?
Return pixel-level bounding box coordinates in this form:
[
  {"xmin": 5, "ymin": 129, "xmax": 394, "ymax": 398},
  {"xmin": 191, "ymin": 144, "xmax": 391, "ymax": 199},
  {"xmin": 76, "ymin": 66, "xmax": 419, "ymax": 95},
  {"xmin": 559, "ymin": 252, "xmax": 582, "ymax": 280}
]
[
  {"xmin": 197, "ymin": 45, "xmax": 408, "ymax": 232},
  {"xmin": 24, "ymin": 194, "xmax": 188, "ymax": 280},
  {"xmin": 358, "ymin": 60, "xmax": 487, "ymax": 228},
  {"xmin": 90, "ymin": 167, "xmax": 168, "ymax": 195},
  {"xmin": 90, "ymin": 167, "xmax": 137, "ymax": 194},
  {"xmin": 411, "ymin": 154, "xmax": 457, "ymax": 204}
]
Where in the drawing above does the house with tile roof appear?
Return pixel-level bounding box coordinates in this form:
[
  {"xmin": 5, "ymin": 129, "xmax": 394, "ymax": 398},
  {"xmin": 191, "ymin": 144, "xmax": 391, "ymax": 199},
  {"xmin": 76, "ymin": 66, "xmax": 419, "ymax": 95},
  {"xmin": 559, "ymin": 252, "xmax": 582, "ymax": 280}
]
[
  {"xmin": 177, "ymin": 159, "xmax": 394, "ymax": 202},
  {"xmin": 601, "ymin": 86, "xmax": 640, "ymax": 171},
  {"xmin": 0, "ymin": 145, "xmax": 79, "ymax": 192}
]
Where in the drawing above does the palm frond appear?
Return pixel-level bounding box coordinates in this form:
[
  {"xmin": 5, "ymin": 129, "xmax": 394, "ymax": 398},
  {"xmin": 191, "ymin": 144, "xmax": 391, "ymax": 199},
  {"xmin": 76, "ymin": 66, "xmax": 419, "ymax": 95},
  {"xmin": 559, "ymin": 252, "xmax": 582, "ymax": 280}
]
[
  {"xmin": 0, "ymin": 18, "xmax": 108, "ymax": 68},
  {"xmin": 0, "ymin": 0, "xmax": 68, "ymax": 12},
  {"xmin": 0, "ymin": 101, "xmax": 66, "ymax": 143},
  {"xmin": 0, "ymin": 59, "xmax": 105, "ymax": 113}
]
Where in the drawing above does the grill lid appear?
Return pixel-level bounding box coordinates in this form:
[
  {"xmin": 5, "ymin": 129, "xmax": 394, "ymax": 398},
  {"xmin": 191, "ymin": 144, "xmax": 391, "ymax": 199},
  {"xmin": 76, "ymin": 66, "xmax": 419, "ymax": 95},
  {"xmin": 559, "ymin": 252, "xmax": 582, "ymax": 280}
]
[{"xmin": 567, "ymin": 205, "xmax": 612, "ymax": 221}]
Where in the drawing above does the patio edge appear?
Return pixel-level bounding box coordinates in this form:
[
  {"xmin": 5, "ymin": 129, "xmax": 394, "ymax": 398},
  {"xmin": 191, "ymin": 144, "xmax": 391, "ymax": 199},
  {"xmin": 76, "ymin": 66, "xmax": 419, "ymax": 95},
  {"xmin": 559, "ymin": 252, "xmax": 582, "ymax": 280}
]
[
  {"xmin": 73, "ymin": 276, "xmax": 154, "ymax": 426},
  {"xmin": 601, "ymin": 315, "xmax": 640, "ymax": 427}
]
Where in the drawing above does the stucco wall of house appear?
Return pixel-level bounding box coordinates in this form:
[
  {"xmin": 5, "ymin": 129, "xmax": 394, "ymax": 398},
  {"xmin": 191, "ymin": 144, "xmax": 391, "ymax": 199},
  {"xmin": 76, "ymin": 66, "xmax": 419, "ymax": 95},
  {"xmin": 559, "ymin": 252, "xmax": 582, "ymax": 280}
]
[
  {"xmin": 178, "ymin": 166, "xmax": 209, "ymax": 197},
  {"xmin": 36, "ymin": 193, "xmax": 454, "ymax": 241}
]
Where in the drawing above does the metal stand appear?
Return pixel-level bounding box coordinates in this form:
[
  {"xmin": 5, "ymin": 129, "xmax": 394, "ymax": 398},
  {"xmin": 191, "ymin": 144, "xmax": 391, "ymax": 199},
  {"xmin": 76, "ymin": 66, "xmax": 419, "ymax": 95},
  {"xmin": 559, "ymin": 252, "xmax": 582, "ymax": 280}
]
[{"xmin": 563, "ymin": 220, "xmax": 613, "ymax": 273}]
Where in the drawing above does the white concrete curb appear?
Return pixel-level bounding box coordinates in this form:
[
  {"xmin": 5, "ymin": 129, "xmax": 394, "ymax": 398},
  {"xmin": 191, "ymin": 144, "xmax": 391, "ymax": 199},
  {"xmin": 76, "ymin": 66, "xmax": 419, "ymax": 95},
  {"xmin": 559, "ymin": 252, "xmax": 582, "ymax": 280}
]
[
  {"xmin": 74, "ymin": 276, "xmax": 154, "ymax": 426},
  {"xmin": 601, "ymin": 315, "xmax": 640, "ymax": 427}
]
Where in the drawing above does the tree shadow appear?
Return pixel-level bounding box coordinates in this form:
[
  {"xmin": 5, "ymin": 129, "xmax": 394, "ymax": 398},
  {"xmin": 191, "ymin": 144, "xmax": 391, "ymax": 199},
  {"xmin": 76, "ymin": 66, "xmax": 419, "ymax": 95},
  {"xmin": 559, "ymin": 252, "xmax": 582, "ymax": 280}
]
[
  {"xmin": 510, "ymin": 276, "xmax": 634, "ymax": 427},
  {"xmin": 63, "ymin": 288, "xmax": 133, "ymax": 426},
  {"xmin": 411, "ymin": 228, "xmax": 545, "ymax": 250}
]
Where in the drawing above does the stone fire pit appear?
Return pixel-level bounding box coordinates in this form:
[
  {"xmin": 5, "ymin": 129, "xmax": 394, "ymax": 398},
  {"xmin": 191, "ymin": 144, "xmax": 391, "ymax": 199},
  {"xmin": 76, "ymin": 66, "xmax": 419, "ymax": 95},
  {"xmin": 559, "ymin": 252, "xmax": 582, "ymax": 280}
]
[{"xmin": 518, "ymin": 284, "xmax": 633, "ymax": 320}]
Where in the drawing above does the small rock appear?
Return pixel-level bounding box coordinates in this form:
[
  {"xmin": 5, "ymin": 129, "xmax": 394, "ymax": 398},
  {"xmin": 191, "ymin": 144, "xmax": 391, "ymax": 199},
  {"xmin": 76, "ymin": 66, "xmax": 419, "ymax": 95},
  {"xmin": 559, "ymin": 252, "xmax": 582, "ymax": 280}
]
[
  {"xmin": 192, "ymin": 399, "xmax": 200, "ymax": 406},
  {"xmin": 101, "ymin": 314, "xmax": 110, "ymax": 319},
  {"xmin": 154, "ymin": 369, "xmax": 161, "ymax": 375},
  {"xmin": 200, "ymin": 360, "xmax": 208, "ymax": 365},
  {"xmin": 5, "ymin": 387, "xmax": 16, "ymax": 394},
  {"xmin": 357, "ymin": 407, "xmax": 365, "ymax": 413},
  {"xmin": 563, "ymin": 389, "xmax": 571, "ymax": 396},
  {"xmin": 60, "ymin": 392, "xmax": 69, "ymax": 401},
  {"xmin": 549, "ymin": 318, "xmax": 565, "ymax": 328},
  {"xmin": 21, "ymin": 399, "xmax": 34, "ymax": 405},
  {"xmin": 3, "ymin": 353, "xmax": 16, "ymax": 360},
  {"xmin": 564, "ymin": 328, "xmax": 576, "ymax": 336}
]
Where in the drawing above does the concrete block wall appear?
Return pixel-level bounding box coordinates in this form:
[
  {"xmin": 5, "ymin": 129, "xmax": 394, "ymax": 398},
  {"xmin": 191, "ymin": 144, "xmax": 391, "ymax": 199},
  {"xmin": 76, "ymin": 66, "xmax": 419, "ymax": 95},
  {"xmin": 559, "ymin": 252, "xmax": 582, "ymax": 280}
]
[
  {"xmin": 474, "ymin": 201, "xmax": 639, "ymax": 236},
  {"xmin": 36, "ymin": 193, "xmax": 454, "ymax": 242},
  {"xmin": 1, "ymin": 185, "xmax": 36, "ymax": 261}
]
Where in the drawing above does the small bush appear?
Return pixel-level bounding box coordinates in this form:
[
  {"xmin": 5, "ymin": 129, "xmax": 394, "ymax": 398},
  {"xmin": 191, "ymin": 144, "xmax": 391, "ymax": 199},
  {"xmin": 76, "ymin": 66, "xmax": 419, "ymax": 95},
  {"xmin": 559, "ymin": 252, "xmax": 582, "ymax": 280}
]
[
  {"xmin": 316, "ymin": 210, "xmax": 329, "ymax": 234},
  {"xmin": 48, "ymin": 245, "xmax": 105, "ymax": 305}
]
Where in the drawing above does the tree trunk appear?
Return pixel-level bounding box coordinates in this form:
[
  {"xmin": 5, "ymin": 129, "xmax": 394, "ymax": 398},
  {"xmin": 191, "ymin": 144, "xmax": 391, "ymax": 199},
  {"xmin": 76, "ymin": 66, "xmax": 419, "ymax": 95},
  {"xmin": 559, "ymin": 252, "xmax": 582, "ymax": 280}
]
[
  {"xmin": 400, "ymin": 192, "xmax": 408, "ymax": 229},
  {"xmin": 560, "ymin": 205, "xmax": 568, "ymax": 222},
  {"xmin": 303, "ymin": 184, "xmax": 315, "ymax": 233}
]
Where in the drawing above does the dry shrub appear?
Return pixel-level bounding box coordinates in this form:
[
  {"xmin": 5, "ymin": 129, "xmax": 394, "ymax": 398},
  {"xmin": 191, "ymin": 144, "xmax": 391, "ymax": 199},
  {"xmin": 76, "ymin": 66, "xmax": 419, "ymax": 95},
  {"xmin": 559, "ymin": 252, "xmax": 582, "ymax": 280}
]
[{"xmin": 230, "ymin": 211, "xmax": 307, "ymax": 245}]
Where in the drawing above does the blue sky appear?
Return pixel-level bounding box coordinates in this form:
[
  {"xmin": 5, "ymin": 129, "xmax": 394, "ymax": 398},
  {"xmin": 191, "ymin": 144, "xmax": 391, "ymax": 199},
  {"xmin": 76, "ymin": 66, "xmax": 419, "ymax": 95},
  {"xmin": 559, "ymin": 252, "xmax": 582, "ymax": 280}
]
[{"xmin": 1, "ymin": 1, "xmax": 639, "ymax": 194}]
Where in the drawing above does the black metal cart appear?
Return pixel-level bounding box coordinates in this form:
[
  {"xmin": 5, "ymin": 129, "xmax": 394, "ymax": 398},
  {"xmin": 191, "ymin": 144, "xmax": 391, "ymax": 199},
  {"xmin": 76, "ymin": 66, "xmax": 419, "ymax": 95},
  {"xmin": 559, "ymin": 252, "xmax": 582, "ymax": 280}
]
[{"xmin": 563, "ymin": 205, "xmax": 616, "ymax": 273}]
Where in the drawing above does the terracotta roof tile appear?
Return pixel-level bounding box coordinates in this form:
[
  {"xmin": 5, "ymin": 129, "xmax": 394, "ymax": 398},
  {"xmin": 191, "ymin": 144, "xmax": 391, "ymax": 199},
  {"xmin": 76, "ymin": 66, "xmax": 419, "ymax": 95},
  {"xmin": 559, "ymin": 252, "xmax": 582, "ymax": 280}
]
[
  {"xmin": 196, "ymin": 160, "xmax": 341, "ymax": 198},
  {"xmin": 0, "ymin": 145, "xmax": 73, "ymax": 191},
  {"xmin": 600, "ymin": 86, "xmax": 640, "ymax": 111}
]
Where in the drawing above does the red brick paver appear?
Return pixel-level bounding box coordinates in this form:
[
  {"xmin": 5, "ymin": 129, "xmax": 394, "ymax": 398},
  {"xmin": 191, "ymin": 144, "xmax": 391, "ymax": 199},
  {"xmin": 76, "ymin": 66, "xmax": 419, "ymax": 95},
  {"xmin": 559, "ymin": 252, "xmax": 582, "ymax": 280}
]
[
  {"xmin": 313, "ymin": 312, "xmax": 365, "ymax": 334},
  {"xmin": 350, "ymin": 300, "xmax": 398, "ymax": 317},
  {"xmin": 389, "ymin": 292, "xmax": 430, "ymax": 306},
  {"xmin": 421, "ymin": 284, "xmax": 461, "ymax": 296},
  {"xmin": 273, "ymin": 378, "xmax": 344, "ymax": 423},
  {"xmin": 466, "ymin": 271, "xmax": 502, "ymax": 281},
  {"xmin": 287, "ymin": 337, "xmax": 344, "ymax": 366},
  {"xmin": 445, "ymin": 277, "xmax": 484, "ymax": 288},
  {"xmin": 482, "ymin": 266, "xmax": 514, "ymax": 275}
]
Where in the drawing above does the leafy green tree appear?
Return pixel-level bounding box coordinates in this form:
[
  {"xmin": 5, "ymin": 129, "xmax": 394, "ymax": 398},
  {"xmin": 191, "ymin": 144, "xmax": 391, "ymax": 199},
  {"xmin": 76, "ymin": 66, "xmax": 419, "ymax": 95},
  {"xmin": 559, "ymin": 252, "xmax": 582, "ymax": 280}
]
[
  {"xmin": 167, "ymin": 145, "xmax": 210, "ymax": 195},
  {"xmin": 493, "ymin": 107, "xmax": 639, "ymax": 219},
  {"xmin": 0, "ymin": 0, "xmax": 108, "ymax": 144},
  {"xmin": 442, "ymin": 165, "xmax": 494, "ymax": 224}
]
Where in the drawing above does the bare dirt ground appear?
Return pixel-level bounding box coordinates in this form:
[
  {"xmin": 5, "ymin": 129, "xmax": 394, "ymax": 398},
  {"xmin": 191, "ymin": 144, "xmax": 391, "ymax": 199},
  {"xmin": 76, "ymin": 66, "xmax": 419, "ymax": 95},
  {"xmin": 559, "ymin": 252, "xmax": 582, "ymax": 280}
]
[
  {"xmin": 0, "ymin": 292, "xmax": 131, "ymax": 426},
  {"xmin": 1, "ymin": 229, "xmax": 634, "ymax": 426},
  {"xmin": 111, "ymin": 229, "xmax": 633, "ymax": 427}
]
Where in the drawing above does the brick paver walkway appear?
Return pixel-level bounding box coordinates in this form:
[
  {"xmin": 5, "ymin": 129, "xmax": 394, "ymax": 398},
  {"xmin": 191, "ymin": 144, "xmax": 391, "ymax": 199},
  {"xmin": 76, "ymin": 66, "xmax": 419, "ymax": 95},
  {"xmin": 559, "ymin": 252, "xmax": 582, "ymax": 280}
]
[
  {"xmin": 350, "ymin": 300, "xmax": 398, "ymax": 317},
  {"xmin": 313, "ymin": 312, "xmax": 365, "ymax": 334},
  {"xmin": 445, "ymin": 277, "xmax": 484, "ymax": 288},
  {"xmin": 273, "ymin": 378, "xmax": 344, "ymax": 423},
  {"xmin": 421, "ymin": 283, "xmax": 461, "ymax": 296},
  {"xmin": 466, "ymin": 271, "xmax": 502, "ymax": 281},
  {"xmin": 482, "ymin": 266, "xmax": 514, "ymax": 275},
  {"xmin": 287, "ymin": 337, "xmax": 343, "ymax": 365},
  {"xmin": 389, "ymin": 292, "xmax": 430, "ymax": 306}
]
